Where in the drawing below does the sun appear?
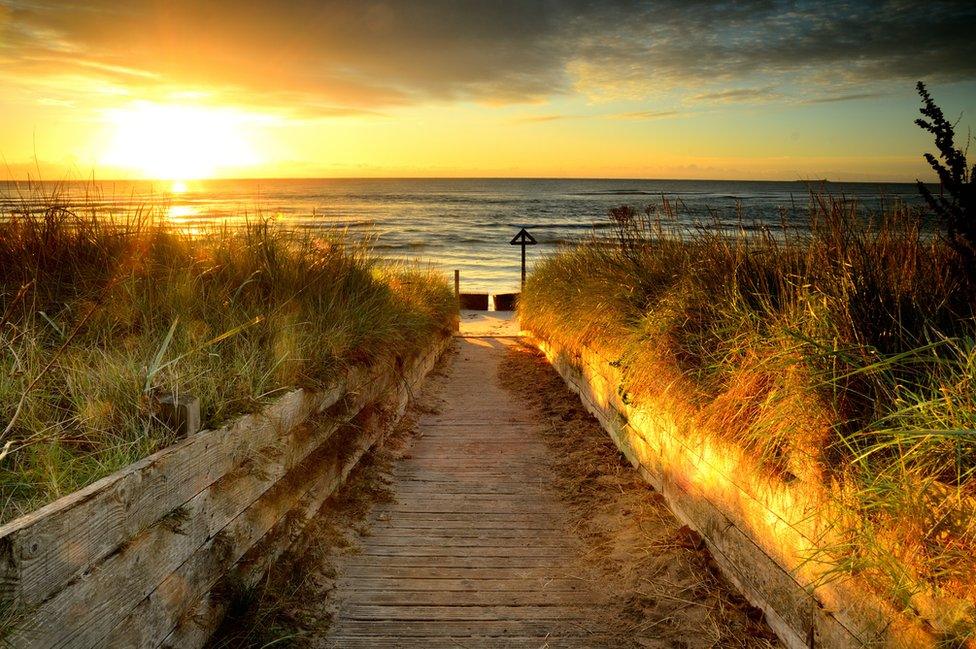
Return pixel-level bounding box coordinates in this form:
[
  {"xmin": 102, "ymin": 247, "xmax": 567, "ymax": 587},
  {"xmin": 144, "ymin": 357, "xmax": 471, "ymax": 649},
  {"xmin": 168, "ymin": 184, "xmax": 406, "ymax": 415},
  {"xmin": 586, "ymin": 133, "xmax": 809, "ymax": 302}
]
[{"xmin": 101, "ymin": 101, "xmax": 265, "ymax": 181}]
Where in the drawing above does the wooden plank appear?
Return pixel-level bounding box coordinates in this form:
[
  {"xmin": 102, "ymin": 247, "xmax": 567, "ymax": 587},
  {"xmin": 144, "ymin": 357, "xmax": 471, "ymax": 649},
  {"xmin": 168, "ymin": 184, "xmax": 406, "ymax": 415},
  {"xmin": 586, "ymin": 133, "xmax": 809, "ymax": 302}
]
[
  {"xmin": 361, "ymin": 528, "xmax": 566, "ymax": 540},
  {"xmin": 385, "ymin": 493, "xmax": 552, "ymax": 502},
  {"xmin": 355, "ymin": 547, "xmax": 567, "ymax": 558},
  {"xmin": 102, "ymin": 426, "xmax": 352, "ymax": 649},
  {"xmin": 341, "ymin": 556, "xmax": 564, "ymax": 569},
  {"xmin": 325, "ymin": 637, "xmax": 613, "ymax": 649},
  {"xmin": 361, "ymin": 536, "xmax": 570, "ymax": 548},
  {"xmin": 342, "ymin": 566, "xmax": 584, "ymax": 579},
  {"xmin": 393, "ymin": 487, "xmax": 543, "ymax": 495},
  {"xmin": 372, "ymin": 505, "xmax": 558, "ymax": 514},
  {"xmin": 329, "ymin": 620, "xmax": 605, "ymax": 637},
  {"xmin": 369, "ymin": 521, "xmax": 563, "ymax": 531},
  {"xmin": 372, "ymin": 510, "xmax": 557, "ymax": 521},
  {"xmin": 343, "ymin": 605, "xmax": 605, "ymax": 621},
  {"xmin": 344, "ymin": 590, "xmax": 606, "ymax": 606},
  {"xmin": 6, "ymin": 335, "xmax": 448, "ymax": 648},
  {"xmin": 337, "ymin": 577, "xmax": 591, "ymax": 591},
  {"xmin": 154, "ymin": 336, "xmax": 450, "ymax": 649},
  {"xmin": 4, "ymin": 414, "xmax": 350, "ymax": 649},
  {"xmin": 320, "ymin": 337, "xmax": 621, "ymax": 648},
  {"xmin": 0, "ymin": 380, "xmax": 347, "ymax": 610}
]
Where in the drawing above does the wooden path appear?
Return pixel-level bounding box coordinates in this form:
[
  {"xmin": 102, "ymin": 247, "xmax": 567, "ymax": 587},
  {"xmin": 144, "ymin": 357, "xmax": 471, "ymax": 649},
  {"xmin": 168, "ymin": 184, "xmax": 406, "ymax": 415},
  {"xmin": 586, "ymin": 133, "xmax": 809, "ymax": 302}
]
[{"xmin": 324, "ymin": 336, "xmax": 617, "ymax": 648}]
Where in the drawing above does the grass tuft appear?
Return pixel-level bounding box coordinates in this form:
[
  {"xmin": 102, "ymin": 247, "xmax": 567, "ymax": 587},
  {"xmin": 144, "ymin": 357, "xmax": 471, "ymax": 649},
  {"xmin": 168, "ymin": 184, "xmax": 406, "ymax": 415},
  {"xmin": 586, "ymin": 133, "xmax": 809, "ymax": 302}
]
[
  {"xmin": 0, "ymin": 184, "xmax": 455, "ymax": 522},
  {"xmin": 521, "ymin": 194, "xmax": 976, "ymax": 640}
]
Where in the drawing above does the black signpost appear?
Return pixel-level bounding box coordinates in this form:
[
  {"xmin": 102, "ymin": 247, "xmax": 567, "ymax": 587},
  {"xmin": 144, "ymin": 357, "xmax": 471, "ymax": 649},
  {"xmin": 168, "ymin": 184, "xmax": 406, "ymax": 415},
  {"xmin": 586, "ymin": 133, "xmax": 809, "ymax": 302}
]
[{"xmin": 510, "ymin": 227, "xmax": 537, "ymax": 289}]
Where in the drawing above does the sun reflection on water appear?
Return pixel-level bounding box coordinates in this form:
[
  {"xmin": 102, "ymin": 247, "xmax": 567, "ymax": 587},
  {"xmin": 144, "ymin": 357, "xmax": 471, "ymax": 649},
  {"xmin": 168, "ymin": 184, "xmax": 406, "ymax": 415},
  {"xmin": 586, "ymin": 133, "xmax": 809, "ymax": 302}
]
[{"xmin": 167, "ymin": 205, "xmax": 198, "ymax": 221}]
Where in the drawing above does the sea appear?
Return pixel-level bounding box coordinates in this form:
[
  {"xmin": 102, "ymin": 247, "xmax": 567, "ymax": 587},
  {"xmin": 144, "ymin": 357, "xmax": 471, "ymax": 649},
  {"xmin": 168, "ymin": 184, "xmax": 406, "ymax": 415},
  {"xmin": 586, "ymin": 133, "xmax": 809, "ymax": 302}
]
[{"xmin": 0, "ymin": 178, "xmax": 927, "ymax": 293}]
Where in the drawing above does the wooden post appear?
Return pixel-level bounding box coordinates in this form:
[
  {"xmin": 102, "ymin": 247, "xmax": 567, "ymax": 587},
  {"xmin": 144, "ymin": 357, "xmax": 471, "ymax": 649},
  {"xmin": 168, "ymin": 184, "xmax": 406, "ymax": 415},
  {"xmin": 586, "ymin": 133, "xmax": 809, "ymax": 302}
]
[
  {"xmin": 454, "ymin": 269, "xmax": 461, "ymax": 331},
  {"xmin": 509, "ymin": 228, "xmax": 536, "ymax": 292},
  {"xmin": 156, "ymin": 392, "xmax": 202, "ymax": 437},
  {"xmin": 521, "ymin": 244, "xmax": 526, "ymax": 289}
]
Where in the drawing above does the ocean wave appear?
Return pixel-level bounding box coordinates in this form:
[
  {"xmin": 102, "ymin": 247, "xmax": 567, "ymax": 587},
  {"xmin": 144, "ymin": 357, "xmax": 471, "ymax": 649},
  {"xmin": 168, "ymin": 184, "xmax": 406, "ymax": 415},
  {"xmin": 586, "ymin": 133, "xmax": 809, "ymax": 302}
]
[
  {"xmin": 506, "ymin": 222, "xmax": 613, "ymax": 230},
  {"xmin": 571, "ymin": 190, "xmax": 661, "ymax": 196}
]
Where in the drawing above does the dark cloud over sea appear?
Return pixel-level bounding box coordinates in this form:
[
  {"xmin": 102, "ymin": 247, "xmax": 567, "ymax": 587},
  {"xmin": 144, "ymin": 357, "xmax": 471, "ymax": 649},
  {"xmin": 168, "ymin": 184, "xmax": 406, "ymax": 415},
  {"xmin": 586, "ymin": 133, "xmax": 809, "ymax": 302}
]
[{"xmin": 1, "ymin": 0, "xmax": 973, "ymax": 113}]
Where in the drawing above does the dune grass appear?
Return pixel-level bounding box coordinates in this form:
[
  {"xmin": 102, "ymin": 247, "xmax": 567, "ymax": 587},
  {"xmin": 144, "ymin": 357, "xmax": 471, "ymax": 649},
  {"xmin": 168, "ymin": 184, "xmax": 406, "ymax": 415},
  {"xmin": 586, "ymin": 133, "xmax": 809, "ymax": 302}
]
[
  {"xmin": 0, "ymin": 186, "xmax": 456, "ymax": 523},
  {"xmin": 520, "ymin": 197, "xmax": 976, "ymax": 640}
]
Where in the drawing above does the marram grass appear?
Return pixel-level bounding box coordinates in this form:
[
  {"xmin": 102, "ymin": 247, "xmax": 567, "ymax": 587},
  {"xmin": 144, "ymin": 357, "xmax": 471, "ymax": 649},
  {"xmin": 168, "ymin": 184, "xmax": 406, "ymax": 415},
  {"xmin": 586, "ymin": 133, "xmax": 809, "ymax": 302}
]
[
  {"xmin": 0, "ymin": 187, "xmax": 456, "ymax": 523},
  {"xmin": 521, "ymin": 198, "xmax": 976, "ymax": 642}
]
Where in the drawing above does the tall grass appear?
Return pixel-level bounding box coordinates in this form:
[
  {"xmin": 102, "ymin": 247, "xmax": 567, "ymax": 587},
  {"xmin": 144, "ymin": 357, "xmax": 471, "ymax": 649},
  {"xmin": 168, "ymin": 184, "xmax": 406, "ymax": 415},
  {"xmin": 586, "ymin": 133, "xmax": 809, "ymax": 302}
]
[
  {"xmin": 521, "ymin": 197, "xmax": 976, "ymax": 640},
  {"xmin": 0, "ymin": 185, "xmax": 455, "ymax": 523}
]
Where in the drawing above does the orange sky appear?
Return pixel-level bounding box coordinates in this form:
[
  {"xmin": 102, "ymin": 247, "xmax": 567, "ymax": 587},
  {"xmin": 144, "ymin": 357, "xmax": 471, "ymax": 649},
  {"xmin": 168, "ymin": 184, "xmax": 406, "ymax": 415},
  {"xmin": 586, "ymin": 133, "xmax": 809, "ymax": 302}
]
[{"xmin": 1, "ymin": 1, "xmax": 974, "ymax": 182}]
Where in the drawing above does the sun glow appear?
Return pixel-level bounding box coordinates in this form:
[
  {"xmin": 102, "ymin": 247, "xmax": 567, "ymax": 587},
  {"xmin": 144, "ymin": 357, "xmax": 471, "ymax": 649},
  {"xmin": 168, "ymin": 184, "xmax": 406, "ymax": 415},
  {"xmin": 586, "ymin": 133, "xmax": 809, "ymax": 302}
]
[{"xmin": 100, "ymin": 101, "xmax": 267, "ymax": 180}]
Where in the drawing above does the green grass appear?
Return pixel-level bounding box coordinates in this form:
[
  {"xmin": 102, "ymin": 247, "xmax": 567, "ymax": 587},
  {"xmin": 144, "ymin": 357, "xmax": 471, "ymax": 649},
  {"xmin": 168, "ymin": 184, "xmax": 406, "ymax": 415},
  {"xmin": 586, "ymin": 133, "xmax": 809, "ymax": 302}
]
[
  {"xmin": 520, "ymin": 198, "xmax": 976, "ymax": 641},
  {"xmin": 0, "ymin": 185, "xmax": 456, "ymax": 523}
]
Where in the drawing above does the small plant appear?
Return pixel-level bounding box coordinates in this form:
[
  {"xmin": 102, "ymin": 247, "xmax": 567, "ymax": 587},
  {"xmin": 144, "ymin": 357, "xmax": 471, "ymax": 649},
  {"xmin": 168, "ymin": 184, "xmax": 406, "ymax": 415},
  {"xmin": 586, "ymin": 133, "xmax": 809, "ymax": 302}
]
[{"xmin": 915, "ymin": 81, "xmax": 976, "ymax": 261}]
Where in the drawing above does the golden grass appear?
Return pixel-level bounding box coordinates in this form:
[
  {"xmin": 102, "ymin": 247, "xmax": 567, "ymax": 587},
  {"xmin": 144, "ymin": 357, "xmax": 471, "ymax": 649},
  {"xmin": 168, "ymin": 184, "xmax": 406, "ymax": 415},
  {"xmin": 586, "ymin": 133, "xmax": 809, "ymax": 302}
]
[
  {"xmin": 520, "ymin": 197, "xmax": 976, "ymax": 642},
  {"xmin": 0, "ymin": 186, "xmax": 456, "ymax": 522}
]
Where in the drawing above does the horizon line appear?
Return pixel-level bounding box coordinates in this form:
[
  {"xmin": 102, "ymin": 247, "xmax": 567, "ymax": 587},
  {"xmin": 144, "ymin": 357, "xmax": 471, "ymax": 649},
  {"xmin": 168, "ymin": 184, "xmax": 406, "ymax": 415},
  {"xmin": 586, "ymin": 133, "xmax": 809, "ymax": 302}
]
[{"xmin": 0, "ymin": 175, "xmax": 931, "ymax": 186}]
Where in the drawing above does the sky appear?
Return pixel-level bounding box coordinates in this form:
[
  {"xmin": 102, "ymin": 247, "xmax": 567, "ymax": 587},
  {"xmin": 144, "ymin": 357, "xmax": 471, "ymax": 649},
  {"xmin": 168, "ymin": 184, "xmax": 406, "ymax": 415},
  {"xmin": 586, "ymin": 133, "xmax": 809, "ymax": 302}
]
[{"xmin": 1, "ymin": 0, "xmax": 975, "ymax": 182}]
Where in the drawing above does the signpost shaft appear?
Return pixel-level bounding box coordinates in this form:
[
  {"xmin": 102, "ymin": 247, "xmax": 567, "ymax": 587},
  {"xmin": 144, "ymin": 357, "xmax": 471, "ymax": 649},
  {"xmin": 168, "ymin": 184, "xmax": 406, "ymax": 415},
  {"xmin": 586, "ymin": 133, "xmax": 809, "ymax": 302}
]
[
  {"xmin": 521, "ymin": 244, "xmax": 526, "ymax": 289},
  {"xmin": 510, "ymin": 227, "xmax": 536, "ymax": 293}
]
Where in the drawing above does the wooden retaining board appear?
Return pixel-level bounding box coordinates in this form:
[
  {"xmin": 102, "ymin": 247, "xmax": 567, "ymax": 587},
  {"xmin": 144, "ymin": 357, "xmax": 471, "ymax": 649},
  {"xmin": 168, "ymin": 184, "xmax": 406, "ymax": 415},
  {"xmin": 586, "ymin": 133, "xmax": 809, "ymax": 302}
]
[
  {"xmin": 0, "ymin": 332, "xmax": 450, "ymax": 648},
  {"xmin": 528, "ymin": 333, "xmax": 939, "ymax": 649}
]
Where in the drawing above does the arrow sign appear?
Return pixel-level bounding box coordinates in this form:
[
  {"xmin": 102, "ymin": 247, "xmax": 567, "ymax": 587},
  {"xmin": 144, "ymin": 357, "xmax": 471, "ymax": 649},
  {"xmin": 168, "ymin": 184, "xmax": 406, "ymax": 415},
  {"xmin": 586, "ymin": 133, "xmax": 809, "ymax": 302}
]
[
  {"xmin": 510, "ymin": 228, "xmax": 537, "ymax": 246},
  {"xmin": 510, "ymin": 228, "xmax": 537, "ymax": 288}
]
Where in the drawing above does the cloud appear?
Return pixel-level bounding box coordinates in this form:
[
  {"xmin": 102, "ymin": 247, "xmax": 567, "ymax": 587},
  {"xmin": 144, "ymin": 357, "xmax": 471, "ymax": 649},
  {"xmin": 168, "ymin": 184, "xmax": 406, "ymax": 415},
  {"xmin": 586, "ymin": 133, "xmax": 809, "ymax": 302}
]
[
  {"xmin": 689, "ymin": 87, "xmax": 780, "ymax": 104},
  {"xmin": 0, "ymin": 0, "xmax": 973, "ymax": 114},
  {"xmin": 512, "ymin": 114, "xmax": 575, "ymax": 123},
  {"xmin": 803, "ymin": 91, "xmax": 889, "ymax": 104},
  {"xmin": 609, "ymin": 110, "xmax": 681, "ymax": 120}
]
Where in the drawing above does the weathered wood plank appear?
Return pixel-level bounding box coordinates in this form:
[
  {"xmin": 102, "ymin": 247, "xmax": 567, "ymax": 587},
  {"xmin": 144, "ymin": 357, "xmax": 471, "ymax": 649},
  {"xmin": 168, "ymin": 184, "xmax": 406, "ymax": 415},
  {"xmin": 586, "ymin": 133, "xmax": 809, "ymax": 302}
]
[
  {"xmin": 337, "ymin": 577, "xmax": 592, "ymax": 591},
  {"xmin": 343, "ymin": 605, "xmax": 604, "ymax": 621},
  {"xmin": 342, "ymin": 566, "xmax": 582, "ymax": 579},
  {"xmin": 0, "ymin": 380, "xmax": 347, "ymax": 610},
  {"xmin": 341, "ymin": 556, "xmax": 564, "ymax": 569},
  {"xmin": 360, "ymin": 528, "xmax": 566, "ymax": 540},
  {"xmin": 361, "ymin": 536, "xmax": 568, "ymax": 548},
  {"xmin": 354, "ymin": 547, "xmax": 568, "ymax": 559},
  {"xmin": 325, "ymin": 637, "xmax": 613, "ymax": 649},
  {"xmin": 368, "ymin": 520, "xmax": 563, "ymax": 531},
  {"xmin": 368, "ymin": 511, "xmax": 564, "ymax": 523},
  {"xmin": 102, "ymin": 426, "xmax": 352, "ymax": 649},
  {"xmin": 329, "ymin": 620, "xmax": 604, "ymax": 637},
  {"xmin": 343, "ymin": 590, "xmax": 606, "ymax": 606},
  {"xmin": 324, "ymin": 337, "xmax": 616, "ymax": 647},
  {"xmin": 155, "ymin": 335, "xmax": 449, "ymax": 649},
  {"xmin": 2, "ymin": 334, "xmax": 448, "ymax": 648},
  {"xmin": 4, "ymin": 412, "xmax": 353, "ymax": 649}
]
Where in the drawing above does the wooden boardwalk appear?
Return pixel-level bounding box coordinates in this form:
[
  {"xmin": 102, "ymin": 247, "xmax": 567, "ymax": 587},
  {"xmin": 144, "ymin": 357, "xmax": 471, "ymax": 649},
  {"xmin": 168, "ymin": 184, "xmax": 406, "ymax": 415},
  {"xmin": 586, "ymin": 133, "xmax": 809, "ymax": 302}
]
[{"xmin": 324, "ymin": 336, "xmax": 617, "ymax": 648}]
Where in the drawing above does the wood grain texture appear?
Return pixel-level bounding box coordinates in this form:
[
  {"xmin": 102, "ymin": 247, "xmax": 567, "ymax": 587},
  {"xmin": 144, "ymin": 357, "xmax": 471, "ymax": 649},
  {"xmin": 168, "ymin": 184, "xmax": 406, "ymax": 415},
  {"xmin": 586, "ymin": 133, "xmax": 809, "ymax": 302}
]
[
  {"xmin": 158, "ymin": 336, "xmax": 449, "ymax": 649},
  {"xmin": 0, "ymin": 331, "xmax": 449, "ymax": 649},
  {"xmin": 0, "ymin": 374, "xmax": 354, "ymax": 611},
  {"xmin": 324, "ymin": 337, "xmax": 618, "ymax": 648}
]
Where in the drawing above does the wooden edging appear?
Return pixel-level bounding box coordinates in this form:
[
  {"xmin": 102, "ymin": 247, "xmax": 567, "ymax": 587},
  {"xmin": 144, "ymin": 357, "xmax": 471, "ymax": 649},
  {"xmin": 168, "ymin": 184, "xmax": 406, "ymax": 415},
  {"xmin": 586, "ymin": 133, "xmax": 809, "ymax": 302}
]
[
  {"xmin": 527, "ymin": 332, "xmax": 938, "ymax": 649},
  {"xmin": 0, "ymin": 333, "xmax": 451, "ymax": 649}
]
